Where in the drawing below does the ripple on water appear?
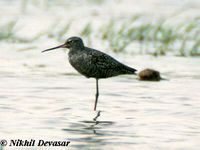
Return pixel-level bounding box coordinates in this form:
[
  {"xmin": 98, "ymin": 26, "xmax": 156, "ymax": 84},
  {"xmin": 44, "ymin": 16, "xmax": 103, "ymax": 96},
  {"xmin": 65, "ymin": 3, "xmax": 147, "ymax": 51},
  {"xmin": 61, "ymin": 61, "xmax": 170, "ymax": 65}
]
[{"xmin": 1, "ymin": 50, "xmax": 200, "ymax": 150}]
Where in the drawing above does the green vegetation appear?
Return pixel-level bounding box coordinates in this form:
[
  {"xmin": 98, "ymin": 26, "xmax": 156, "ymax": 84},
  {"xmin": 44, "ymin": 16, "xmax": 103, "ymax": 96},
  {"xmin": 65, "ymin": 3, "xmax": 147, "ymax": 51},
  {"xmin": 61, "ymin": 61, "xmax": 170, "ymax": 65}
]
[
  {"xmin": 0, "ymin": 20, "xmax": 17, "ymax": 41},
  {"xmin": 0, "ymin": 15, "xmax": 199, "ymax": 56},
  {"xmin": 99, "ymin": 16, "xmax": 200, "ymax": 56},
  {"xmin": 80, "ymin": 22, "xmax": 93, "ymax": 46},
  {"xmin": 47, "ymin": 21, "xmax": 71, "ymax": 42}
]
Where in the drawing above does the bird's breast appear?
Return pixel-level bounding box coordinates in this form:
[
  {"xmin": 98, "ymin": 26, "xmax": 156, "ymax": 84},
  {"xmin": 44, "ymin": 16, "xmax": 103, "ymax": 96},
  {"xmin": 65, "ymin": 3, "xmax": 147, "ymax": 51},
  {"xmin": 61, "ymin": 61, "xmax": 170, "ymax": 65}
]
[
  {"xmin": 68, "ymin": 52, "xmax": 89, "ymax": 65},
  {"xmin": 68, "ymin": 52, "xmax": 94, "ymax": 78}
]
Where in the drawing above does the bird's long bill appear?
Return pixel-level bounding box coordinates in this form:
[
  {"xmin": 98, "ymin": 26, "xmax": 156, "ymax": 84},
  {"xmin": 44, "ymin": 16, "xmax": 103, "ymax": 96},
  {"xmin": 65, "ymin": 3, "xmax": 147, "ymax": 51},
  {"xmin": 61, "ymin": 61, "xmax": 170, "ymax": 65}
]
[{"xmin": 41, "ymin": 44, "xmax": 66, "ymax": 53}]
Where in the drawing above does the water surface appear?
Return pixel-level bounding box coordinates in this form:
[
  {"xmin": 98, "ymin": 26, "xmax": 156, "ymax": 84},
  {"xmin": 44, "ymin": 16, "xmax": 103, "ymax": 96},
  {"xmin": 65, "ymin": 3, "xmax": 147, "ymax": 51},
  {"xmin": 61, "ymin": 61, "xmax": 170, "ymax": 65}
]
[
  {"xmin": 1, "ymin": 48, "xmax": 200, "ymax": 150},
  {"xmin": 0, "ymin": 0, "xmax": 200, "ymax": 149}
]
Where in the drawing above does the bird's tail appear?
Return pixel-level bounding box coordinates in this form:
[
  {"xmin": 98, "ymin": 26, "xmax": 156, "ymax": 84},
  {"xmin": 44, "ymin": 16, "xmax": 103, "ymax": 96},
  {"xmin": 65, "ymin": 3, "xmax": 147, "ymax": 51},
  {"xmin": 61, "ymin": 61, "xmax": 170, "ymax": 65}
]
[{"xmin": 124, "ymin": 65, "xmax": 137, "ymax": 75}]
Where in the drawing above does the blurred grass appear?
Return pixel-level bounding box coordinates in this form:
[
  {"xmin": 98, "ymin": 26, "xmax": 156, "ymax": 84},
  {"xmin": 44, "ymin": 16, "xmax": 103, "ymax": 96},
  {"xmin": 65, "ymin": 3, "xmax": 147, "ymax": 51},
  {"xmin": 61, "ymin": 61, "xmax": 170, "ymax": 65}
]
[
  {"xmin": 47, "ymin": 21, "xmax": 71, "ymax": 41},
  {"xmin": 99, "ymin": 16, "xmax": 200, "ymax": 56},
  {"xmin": 80, "ymin": 22, "xmax": 93, "ymax": 46},
  {"xmin": 0, "ymin": 14, "xmax": 199, "ymax": 56},
  {"xmin": 0, "ymin": 20, "xmax": 17, "ymax": 41}
]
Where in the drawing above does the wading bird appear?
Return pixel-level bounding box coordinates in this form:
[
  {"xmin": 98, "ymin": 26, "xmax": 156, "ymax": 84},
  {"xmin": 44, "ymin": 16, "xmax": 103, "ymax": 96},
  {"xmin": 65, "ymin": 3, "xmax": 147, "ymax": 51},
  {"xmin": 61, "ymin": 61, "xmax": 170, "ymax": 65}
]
[{"xmin": 42, "ymin": 37, "xmax": 137, "ymax": 111}]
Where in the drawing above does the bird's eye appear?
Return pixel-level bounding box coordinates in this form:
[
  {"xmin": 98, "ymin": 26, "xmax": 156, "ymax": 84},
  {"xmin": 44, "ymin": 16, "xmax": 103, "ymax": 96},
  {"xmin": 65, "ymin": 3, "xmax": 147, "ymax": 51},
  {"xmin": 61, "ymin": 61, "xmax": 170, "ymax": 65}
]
[{"xmin": 67, "ymin": 40, "xmax": 72, "ymax": 44}]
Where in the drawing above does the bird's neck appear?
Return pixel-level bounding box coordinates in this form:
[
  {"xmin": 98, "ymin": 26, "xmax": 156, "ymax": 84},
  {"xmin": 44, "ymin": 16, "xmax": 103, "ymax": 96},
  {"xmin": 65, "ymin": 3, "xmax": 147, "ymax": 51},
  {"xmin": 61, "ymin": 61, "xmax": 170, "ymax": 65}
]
[
  {"xmin": 68, "ymin": 48, "xmax": 82, "ymax": 55},
  {"xmin": 69, "ymin": 46, "xmax": 85, "ymax": 52}
]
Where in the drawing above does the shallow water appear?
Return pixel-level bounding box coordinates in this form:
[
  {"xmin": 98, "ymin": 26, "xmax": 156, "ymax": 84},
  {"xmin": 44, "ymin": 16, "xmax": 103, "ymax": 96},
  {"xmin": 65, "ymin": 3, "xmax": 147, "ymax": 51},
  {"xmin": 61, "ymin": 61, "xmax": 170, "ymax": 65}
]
[
  {"xmin": 1, "ymin": 0, "xmax": 200, "ymax": 150},
  {"xmin": 1, "ymin": 46, "xmax": 200, "ymax": 150}
]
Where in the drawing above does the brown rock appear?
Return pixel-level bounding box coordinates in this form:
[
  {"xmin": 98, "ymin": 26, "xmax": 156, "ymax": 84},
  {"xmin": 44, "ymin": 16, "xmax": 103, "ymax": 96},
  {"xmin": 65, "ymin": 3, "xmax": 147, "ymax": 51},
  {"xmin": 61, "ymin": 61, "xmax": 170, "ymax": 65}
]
[{"xmin": 138, "ymin": 68, "xmax": 161, "ymax": 81}]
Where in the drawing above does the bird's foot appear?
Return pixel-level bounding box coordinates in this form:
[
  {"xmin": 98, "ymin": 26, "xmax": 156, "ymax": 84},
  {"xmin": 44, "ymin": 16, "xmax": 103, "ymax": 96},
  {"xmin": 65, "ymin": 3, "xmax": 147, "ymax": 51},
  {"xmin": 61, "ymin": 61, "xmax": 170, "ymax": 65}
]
[{"xmin": 93, "ymin": 111, "xmax": 101, "ymax": 122}]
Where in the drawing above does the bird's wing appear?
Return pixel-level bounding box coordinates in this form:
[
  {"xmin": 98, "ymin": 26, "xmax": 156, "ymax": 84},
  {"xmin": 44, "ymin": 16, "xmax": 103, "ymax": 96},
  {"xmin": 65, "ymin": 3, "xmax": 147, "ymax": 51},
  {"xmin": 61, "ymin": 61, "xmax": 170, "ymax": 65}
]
[
  {"xmin": 89, "ymin": 49, "xmax": 123, "ymax": 70},
  {"xmin": 79, "ymin": 47, "xmax": 136, "ymax": 78}
]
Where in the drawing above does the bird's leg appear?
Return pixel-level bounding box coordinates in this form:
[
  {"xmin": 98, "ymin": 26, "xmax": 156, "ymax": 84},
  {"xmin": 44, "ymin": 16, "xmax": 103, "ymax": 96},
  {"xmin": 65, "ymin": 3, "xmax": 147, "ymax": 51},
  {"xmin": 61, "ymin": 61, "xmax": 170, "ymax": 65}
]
[
  {"xmin": 94, "ymin": 79, "xmax": 99, "ymax": 111},
  {"xmin": 93, "ymin": 111, "xmax": 101, "ymax": 122}
]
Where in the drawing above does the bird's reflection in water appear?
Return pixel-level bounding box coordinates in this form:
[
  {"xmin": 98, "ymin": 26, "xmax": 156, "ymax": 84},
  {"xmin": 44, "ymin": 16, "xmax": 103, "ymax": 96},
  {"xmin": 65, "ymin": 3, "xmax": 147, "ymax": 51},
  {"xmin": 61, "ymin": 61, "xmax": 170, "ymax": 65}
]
[
  {"xmin": 62, "ymin": 111, "xmax": 115, "ymax": 149},
  {"xmin": 63, "ymin": 111, "xmax": 114, "ymax": 134},
  {"xmin": 81, "ymin": 111, "xmax": 115, "ymax": 134},
  {"xmin": 92, "ymin": 111, "xmax": 102, "ymax": 134}
]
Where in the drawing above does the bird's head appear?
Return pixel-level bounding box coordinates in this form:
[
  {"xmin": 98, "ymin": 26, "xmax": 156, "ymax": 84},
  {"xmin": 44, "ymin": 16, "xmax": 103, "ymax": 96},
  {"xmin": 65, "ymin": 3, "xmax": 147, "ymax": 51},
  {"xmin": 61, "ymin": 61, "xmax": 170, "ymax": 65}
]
[
  {"xmin": 65, "ymin": 36, "xmax": 84, "ymax": 49},
  {"xmin": 42, "ymin": 36, "xmax": 84, "ymax": 53}
]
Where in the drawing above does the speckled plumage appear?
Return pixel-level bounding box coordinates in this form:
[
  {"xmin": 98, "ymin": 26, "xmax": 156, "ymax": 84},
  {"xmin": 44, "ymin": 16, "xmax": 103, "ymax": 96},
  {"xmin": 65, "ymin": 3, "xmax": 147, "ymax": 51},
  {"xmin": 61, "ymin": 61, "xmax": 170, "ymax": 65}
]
[
  {"xmin": 68, "ymin": 46, "xmax": 136, "ymax": 79},
  {"xmin": 42, "ymin": 36, "xmax": 137, "ymax": 111}
]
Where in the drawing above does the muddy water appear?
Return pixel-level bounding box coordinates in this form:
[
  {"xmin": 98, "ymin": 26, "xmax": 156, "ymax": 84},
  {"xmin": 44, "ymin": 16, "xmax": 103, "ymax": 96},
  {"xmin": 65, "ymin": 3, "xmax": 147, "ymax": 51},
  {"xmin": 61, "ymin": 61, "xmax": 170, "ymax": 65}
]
[{"xmin": 0, "ymin": 47, "xmax": 200, "ymax": 150}]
